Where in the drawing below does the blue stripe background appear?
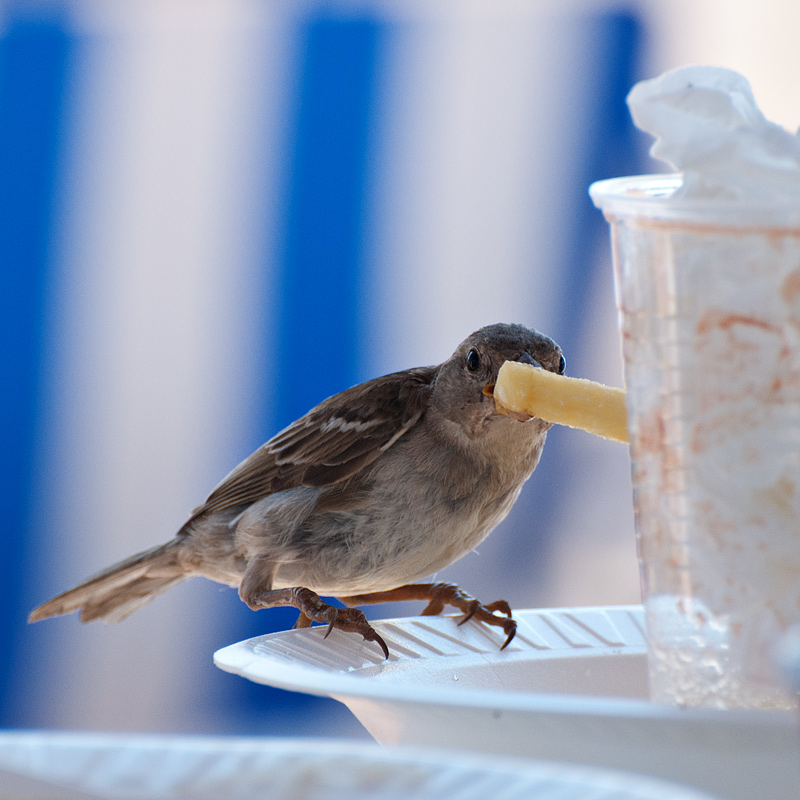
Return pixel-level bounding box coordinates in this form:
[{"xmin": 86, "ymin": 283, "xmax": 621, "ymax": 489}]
[
  {"xmin": 0, "ymin": 17, "xmax": 71, "ymax": 724},
  {"xmin": 553, "ymin": 11, "xmax": 646, "ymax": 356},
  {"xmin": 219, "ymin": 13, "xmax": 385, "ymax": 728},
  {"xmin": 275, "ymin": 17, "xmax": 383, "ymax": 422},
  {"xmin": 480, "ymin": 10, "xmax": 646, "ymax": 603}
]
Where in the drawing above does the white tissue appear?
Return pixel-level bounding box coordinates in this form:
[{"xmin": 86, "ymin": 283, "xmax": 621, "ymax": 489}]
[{"xmin": 627, "ymin": 66, "xmax": 800, "ymax": 201}]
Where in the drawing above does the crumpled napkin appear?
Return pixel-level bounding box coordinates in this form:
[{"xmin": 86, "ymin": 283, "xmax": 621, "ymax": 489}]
[{"xmin": 628, "ymin": 65, "xmax": 800, "ymax": 202}]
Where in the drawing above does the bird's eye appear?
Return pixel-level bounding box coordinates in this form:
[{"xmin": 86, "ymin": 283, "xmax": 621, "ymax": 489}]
[
  {"xmin": 557, "ymin": 354, "xmax": 566, "ymax": 374},
  {"xmin": 466, "ymin": 348, "xmax": 481, "ymax": 372}
]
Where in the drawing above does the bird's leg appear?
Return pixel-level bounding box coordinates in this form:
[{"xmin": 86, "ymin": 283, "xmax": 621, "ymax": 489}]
[
  {"xmin": 338, "ymin": 582, "xmax": 517, "ymax": 649},
  {"xmin": 249, "ymin": 587, "xmax": 389, "ymax": 659},
  {"xmin": 293, "ymin": 611, "xmax": 313, "ymax": 629}
]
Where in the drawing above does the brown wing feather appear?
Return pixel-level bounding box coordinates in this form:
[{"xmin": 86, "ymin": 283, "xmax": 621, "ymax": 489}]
[{"xmin": 188, "ymin": 366, "xmax": 436, "ymax": 519}]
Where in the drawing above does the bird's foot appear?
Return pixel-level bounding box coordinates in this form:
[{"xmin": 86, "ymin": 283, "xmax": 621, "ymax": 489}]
[
  {"xmin": 255, "ymin": 587, "xmax": 389, "ymax": 659},
  {"xmin": 418, "ymin": 582, "xmax": 517, "ymax": 649},
  {"xmin": 339, "ymin": 582, "xmax": 517, "ymax": 649}
]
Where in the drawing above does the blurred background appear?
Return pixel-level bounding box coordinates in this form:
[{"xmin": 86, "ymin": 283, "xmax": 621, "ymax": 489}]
[{"xmin": 4, "ymin": 0, "xmax": 800, "ymax": 737}]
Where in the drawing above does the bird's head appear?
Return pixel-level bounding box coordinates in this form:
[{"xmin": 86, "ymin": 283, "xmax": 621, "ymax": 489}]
[{"xmin": 431, "ymin": 323, "xmax": 564, "ymax": 439}]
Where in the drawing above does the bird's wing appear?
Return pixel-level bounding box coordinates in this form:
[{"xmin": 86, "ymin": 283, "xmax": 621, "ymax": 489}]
[{"xmin": 190, "ymin": 366, "xmax": 436, "ymax": 518}]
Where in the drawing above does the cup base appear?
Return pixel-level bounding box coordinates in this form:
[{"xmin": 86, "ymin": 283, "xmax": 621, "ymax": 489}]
[{"xmin": 646, "ymin": 595, "xmax": 799, "ymax": 710}]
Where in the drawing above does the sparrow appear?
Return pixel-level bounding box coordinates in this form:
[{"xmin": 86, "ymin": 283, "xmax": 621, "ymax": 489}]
[{"xmin": 29, "ymin": 323, "xmax": 564, "ymax": 658}]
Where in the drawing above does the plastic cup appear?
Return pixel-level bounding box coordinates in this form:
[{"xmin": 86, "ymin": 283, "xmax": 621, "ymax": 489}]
[{"xmin": 590, "ymin": 174, "xmax": 800, "ymax": 709}]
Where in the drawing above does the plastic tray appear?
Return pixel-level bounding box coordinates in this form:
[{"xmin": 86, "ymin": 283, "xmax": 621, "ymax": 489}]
[
  {"xmin": 214, "ymin": 605, "xmax": 800, "ymax": 800},
  {"xmin": 0, "ymin": 730, "xmax": 721, "ymax": 799}
]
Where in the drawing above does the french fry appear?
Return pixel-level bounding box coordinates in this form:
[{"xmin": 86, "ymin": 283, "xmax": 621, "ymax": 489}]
[{"xmin": 493, "ymin": 361, "xmax": 629, "ymax": 443}]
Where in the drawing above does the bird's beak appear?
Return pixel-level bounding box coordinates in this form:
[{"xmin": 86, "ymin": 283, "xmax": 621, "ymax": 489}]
[
  {"xmin": 484, "ymin": 354, "xmax": 540, "ymax": 421},
  {"xmin": 520, "ymin": 354, "xmax": 540, "ymax": 368}
]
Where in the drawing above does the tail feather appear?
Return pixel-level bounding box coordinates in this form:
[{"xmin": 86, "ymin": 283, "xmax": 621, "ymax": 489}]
[
  {"xmin": 79, "ymin": 576, "xmax": 186, "ymax": 623},
  {"xmin": 29, "ymin": 539, "xmax": 186, "ymax": 624}
]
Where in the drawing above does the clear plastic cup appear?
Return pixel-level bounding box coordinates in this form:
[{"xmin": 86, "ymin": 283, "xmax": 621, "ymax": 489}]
[{"xmin": 590, "ymin": 174, "xmax": 800, "ymax": 710}]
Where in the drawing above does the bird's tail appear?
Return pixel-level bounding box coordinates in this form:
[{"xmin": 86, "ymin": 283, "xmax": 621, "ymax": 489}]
[{"xmin": 28, "ymin": 538, "xmax": 186, "ymax": 624}]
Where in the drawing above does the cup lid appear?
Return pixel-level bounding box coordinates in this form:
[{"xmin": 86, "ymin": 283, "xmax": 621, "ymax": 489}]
[{"xmin": 589, "ymin": 174, "xmax": 800, "ymax": 229}]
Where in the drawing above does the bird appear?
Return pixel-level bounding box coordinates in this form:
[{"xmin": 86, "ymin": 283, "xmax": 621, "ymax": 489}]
[{"xmin": 29, "ymin": 323, "xmax": 564, "ymax": 658}]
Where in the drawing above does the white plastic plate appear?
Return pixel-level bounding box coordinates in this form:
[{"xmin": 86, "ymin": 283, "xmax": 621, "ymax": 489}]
[
  {"xmin": 214, "ymin": 606, "xmax": 800, "ymax": 800},
  {"xmin": 0, "ymin": 730, "xmax": 721, "ymax": 800}
]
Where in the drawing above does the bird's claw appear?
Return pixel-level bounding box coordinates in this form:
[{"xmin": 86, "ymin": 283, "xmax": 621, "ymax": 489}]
[
  {"xmin": 295, "ymin": 592, "xmax": 389, "ymax": 659},
  {"xmin": 421, "ymin": 583, "xmax": 517, "ymax": 648},
  {"xmin": 327, "ymin": 607, "xmax": 390, "ymax": 660},
  {"xmin": 456, "ymin": 599, "xmax": 480, "ymax": 626}
]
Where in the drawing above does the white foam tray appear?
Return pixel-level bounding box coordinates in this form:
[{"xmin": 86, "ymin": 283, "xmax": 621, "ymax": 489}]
[
  {"xmin": 214, "ymin": 606, "xmax": 800, "ymax": 800},
  {"xmin": 0, "ymin": 731, "xmax": 720, "ymax": 800}
]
